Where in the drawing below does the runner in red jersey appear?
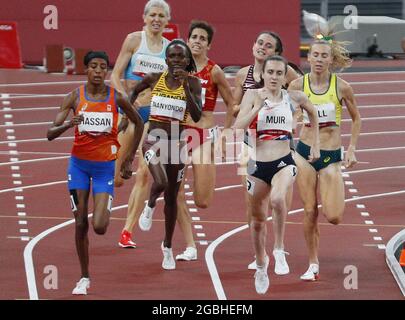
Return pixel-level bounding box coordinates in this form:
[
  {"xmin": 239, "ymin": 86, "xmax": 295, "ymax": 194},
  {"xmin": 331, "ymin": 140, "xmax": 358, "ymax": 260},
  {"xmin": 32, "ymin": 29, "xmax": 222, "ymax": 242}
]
[{"xmin": 47, "ymin": 51, "xmax": 144, "ymax": 295}]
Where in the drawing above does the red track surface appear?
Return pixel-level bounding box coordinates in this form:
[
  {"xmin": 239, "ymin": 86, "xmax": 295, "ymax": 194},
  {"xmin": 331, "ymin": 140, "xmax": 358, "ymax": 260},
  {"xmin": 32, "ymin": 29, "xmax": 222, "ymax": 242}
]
[{"xmin": 0, "ymin": 68, "xmax": 404, "ymax": 300}]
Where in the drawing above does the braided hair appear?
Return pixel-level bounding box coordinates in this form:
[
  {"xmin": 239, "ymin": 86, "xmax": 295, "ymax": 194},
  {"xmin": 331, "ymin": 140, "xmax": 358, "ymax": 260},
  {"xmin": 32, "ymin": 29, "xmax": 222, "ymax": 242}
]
[{"xmin": 166, "ymin": 39, "xmax": 197, "ymax": 73}]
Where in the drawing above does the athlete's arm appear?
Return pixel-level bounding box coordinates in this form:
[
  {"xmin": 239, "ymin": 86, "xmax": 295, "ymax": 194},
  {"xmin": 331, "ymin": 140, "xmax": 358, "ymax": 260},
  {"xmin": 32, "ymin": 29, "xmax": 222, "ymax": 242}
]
[
  {"xmin": 110, "ymin": 32, "xmax": 141, "ymax": 95},
  {"xmin": 47, "ymin": 90, "xmax": 80, "ymax": 141},
  {"xmin": 130, "ymin": 72, "xmax": 159, "ymax": 104},
  {"xmin": 184, "ymin": 75, "xmax": 202, "ymax": 122},
  {"xmin": 116, "ymin": 92, "xmax": 145, "ymax": 179},
  {"xmin": 233, "ymin": 89, "xmax": 259, "ymax": 130},
  {"xmin": 212, "ymin": 65, "xmax": 235, "ymax": 129},
  {"xmin": 232, "ymin": 67, "xmax": 248, "ymax": 117},
  {"xmin": 289, "ymin": 90, "xmax": 320, "ymax": 162},
  {"xmin": 339, "ymin": 78, "xmax": 361, "ymax": 168},
  {"xmin": 285, "ymin": 65, "xmax": 300, "ymax": 88}
]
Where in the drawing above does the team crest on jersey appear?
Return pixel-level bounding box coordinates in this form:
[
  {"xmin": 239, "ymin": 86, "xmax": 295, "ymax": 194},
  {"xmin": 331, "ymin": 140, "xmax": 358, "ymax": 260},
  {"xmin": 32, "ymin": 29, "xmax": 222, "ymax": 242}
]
[
  {"xmin": 107, "ymin": 104, "xmax": 112, "ymax": 111},
  {"xmin": 82, "ymin": 103, "xmax": 88, "ymax": 111}
]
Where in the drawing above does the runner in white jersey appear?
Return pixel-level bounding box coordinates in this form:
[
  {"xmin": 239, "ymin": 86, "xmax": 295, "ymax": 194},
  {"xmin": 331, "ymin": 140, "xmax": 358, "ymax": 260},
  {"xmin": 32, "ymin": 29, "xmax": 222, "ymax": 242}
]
[
  {"xmin": 110, "ymin": 0, "xmax": 171, "ymax": 249},
  {"xmin": 233, "ymin": 55, "xmax": 320, "ymax": 294}
]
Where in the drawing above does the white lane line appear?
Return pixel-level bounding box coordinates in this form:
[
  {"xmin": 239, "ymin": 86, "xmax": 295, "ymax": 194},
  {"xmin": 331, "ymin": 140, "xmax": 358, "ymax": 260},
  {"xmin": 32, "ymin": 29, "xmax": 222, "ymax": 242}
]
[
  {"xmin": 355, "ymin": 92, "xmax": 405, "ymax": 97},
  {"xmin": 13, "ymin": 181, "xmax": 22, "ymax": 185},
  {"xmin": 345, "ymin": 181, "xmax": 354, "ymax": 186},
  {"xmin": 6, "ymin": 129, "xmax": 14, "ymax": 133},
  {"xmin": 0, "ymin": 180, "xmax": 66, "ymax": 194},
  {"xmin": 18, "ymin": 212, "xmax": 26, "ymax": 216},
  {"xmin": 189, "ymin": 208, "xmax": 198, "ymax": 213},
  {"xmin": 12, "ymin": 173, "xmax": 21, "ymax": 178},
  {"xmin": 361, "ymin": 212, "xmax": 370, "ymax": 217},
  {"xmin": 0, "ymin": 121, "xmax": 52, "ymax": 128},
  {"xmin": 2, "ymin": 101, "xmax": 11, "ymax": 105},
  {"xmin": 349, "ymin": 188, "xmax": 358, "ymax": 193},
  {"xmin": 11, "ymin": 166, "xmax": 20, "ymax": 170},
  {"xmin": 186, "ymin": 200, "xmax": 195, "ymax": 205},
  {"xmin": 16, "ymin": 204, "xmax": 25, "ymax": 208},
  {"xmin": 0, "ymin": 136, "xmax": 72, "ymax": 145},
  {"xmin": 15, "ymin": 196, "xmax": 24, "ymax": 200},
  {"xmin": 365, "ymin": 220, "xmax": 374, "ymax": 225},
  {"xmin": 7, "ymin": 136, "xmax": 16, "ymax": 140},
  {"xmin": 20, "ymin": 229, "xmax": 28, "ymax": 233},
  {"xmin": 369, "ymin": 229, "xmax": 378, "ymax": 233},
  {"xmin": 192, "ymin": 217, "xmax": 201, "ymax": 221},
  {"xmin": 378, "ymin": 244, "xmax": 386, "ymax": 250},
  {"xmin": 8, "ymin": 142, "xmax": 17, "ymax": 147},
  {"xmin": 19, "ymin": 221, "xmax": 27, "ymax": 225},
  {"xmin": 0, "ymin": 80, "xmax": 88, "ymax": 87},
  {"xmin": 194, "ymin": 225, "xmax": 203, "ymax": 230},
  {"xmin": 0, "ymin": 106, "xmax": 59, "ymax": 112},
  {"xmin": 356, "ymin": 204, "xmax": 366, "ymax": 209},
  {"xmin": 0, "ymin": 156, "xmax": 70, "ymax": 167},
  {"xmin": 347, "ymin": 165, "xmax": 405, "ymax": 175},
  {"xmin": 197, "ymin": 233, "xmax": 206, "ymax": 237},
  {"xmin": 206, "ymin": 188, "xmax": 405, "ymax": 300},
  {"xmin": 4, "ymin": 114, "xmax": 13, "ymax": 119},
  {"xmin": 374, "ymin": 237, "xmax": 383, "ymax": 241},
  {"xmin": 200, "ymin": 241, "xmax": 208, "ymax": 245},
  {"xmin": 0, "ymin": 94, "xmax": 66, "ymax": 99}
]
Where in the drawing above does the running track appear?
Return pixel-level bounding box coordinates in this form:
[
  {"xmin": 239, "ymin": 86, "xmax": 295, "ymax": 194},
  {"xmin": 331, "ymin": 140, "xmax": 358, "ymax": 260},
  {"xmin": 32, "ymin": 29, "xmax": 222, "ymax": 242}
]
[{"xmin": 0, "ymin": 68, "xmax": 404, "ymax": 300}]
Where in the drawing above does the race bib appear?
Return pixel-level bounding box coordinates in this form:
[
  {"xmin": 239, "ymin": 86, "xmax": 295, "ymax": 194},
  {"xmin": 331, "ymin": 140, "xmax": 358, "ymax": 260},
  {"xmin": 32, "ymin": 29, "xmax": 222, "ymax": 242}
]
[
  {"xmin": 132, "ymin": 54, "xmax": 167, "ymax": 75},
  {"xmin": 150, "ymin": 95, "xmax": 186, "ymax": 121},
  {"xmin": 78, "ymin": 111, "xmax": 113, "ymax": 134},
  {"xmin": 257, "ymin": 102, "xmax": 293, "ymax": 133},
  {"xmin": 303, "ymin": 102, "xmax": 336, "ymax": 125}
]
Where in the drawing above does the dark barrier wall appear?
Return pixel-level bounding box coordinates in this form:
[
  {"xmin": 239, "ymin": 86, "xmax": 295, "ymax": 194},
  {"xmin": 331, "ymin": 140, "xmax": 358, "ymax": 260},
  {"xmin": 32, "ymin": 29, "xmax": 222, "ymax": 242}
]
[{"xmin": 2, "ymin": 0, "xmax": 300, "ymax": 67}]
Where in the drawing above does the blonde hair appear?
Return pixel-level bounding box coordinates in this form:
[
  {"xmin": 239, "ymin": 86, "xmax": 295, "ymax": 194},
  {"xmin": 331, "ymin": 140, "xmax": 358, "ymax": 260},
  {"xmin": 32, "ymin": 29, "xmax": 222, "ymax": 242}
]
[
  {"xmin": 310, "ymin": 32, "xmax": 352, "ymax": 71},
  {"xmin": 144, "ymin": 0, "xmax": 171, "ymax": 20}
]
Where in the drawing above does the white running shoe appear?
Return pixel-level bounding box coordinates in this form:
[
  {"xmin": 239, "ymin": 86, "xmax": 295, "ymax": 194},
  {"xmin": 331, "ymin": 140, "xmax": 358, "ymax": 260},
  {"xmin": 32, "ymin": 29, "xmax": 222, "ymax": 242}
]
[
  {"xmin": 139, "ymin": 204, "xmax": 155, "ymax": 231},
  {"xmin": 161, "ymin": 242, "xmax": 176, "ymax": 270},
  {"xmin": 176, "ymin": 247, "xmax": 197, "ymax": 261},
  {"xmin": 300, "ymin": 263, "xmax": 320, "ymax": 281},
  {"xmin": 273, "ymin": 249, "xmax": 290, "ymax": 275},
  {"xmin": 254, "ymin": 256, "xmax": 270, "ymax": 294},
  {"xmin": 248, "ymin": 258, "xmax": 257, "ymax": 270},
  {"xmin": 72, "ymin": 277, "xmax": 90, "ymax": 295}
]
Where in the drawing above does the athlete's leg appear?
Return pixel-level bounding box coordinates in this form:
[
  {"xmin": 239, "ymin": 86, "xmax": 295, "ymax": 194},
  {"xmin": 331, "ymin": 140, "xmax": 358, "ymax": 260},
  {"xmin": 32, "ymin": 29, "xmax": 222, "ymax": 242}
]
[
  {"xmin": 270, "ymin": 165, "xmax": 296, "ymax": 250},
  {"xmin": 92, "ymin": 192, "xmax": 112, "ymax": 235},
  {"xmin": 122, "ymin": 123, "xmax": 150, "ymax": 233},
  {"xmin": 294, "ymin": 152, "xmax": 319, "ymax": 265},
  {"xmin": 319, "ymin": 163, "xmax": 345, "ymax": 225},
  {"xmin": 162, "ymin": 163, "xmax": 185, "ymax": 248},
  {"xmin": 114, "ymin": 120, "xmax": 135, "ymax": 187},
  {"xmin": 247, "ymin": 176, "xmax": 271, "ymax": 267},
  {"xmin": 71, "ymin": 189, "xmax": 91, "ymax": 278},
  {"xmin": 191, "ymin": 140, "xmax": 216, "ymax": 208},
  {"xmin": 176, "ymin": 163, "xmax": 196, "ymax": 248}
]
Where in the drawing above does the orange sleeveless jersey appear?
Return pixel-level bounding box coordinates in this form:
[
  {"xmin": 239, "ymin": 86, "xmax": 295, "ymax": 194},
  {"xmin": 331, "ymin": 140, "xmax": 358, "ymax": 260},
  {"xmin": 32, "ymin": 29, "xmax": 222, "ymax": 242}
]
[
  {"xmin": 71, "ymin": 85, "xmax": 120, "ymax": 161},
  {"xmin": 194, "ymin": 59, "xmax": 218, "ymax": 112}
]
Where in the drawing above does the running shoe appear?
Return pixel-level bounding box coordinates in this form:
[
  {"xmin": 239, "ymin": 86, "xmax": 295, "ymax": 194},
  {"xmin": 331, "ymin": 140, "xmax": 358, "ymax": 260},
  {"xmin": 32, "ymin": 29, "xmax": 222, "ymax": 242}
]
[
  {"xmin": 139, "ymin": 204, "xmax": 155, "ymax": 231},
  {"xmin": 176, "ymin": 247, "xmax": 197, "ymax": 261},
  {"xmin": 300, "ymin": 263, "xmax": 320, "ymax": 281},
  {"xmin": 118, "ymin": 230, "xmax": 136, "ymax": 248},
  {"xmin": 273, "ymin": 249, "xmax": 290, "ymax": 275},
  {"xmin": 72, "ymin": 277, "xmax": 90, "ymax": 295},
  {"xmin": 254, "ymin": 256, "xmax": 270, "ymax": 294},
  {"xmin": 161, "ymin": 242, "xmax": 176, "ymax": 270}
]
